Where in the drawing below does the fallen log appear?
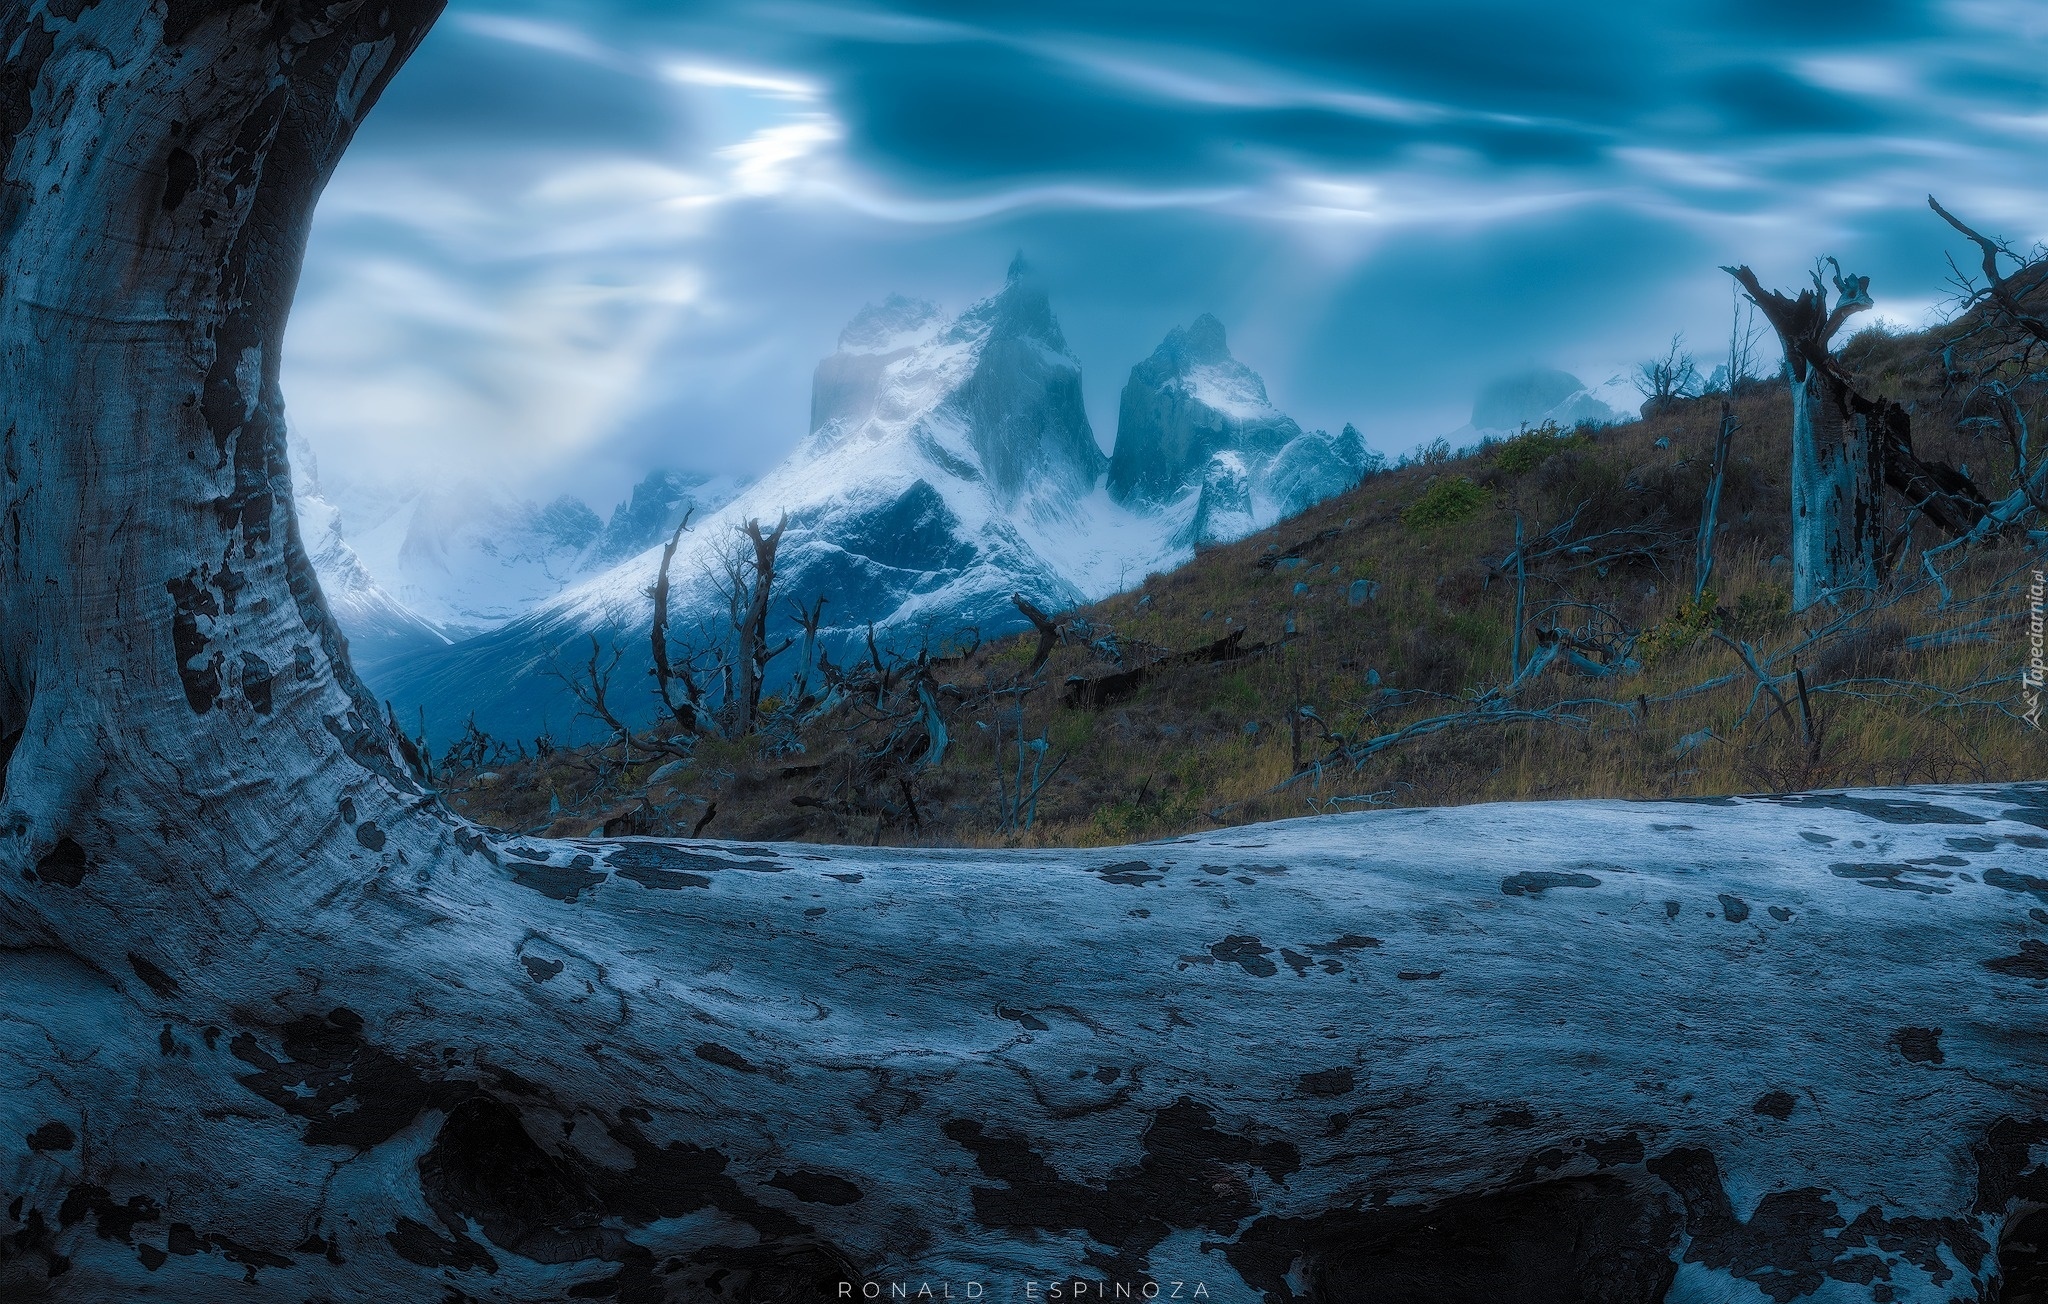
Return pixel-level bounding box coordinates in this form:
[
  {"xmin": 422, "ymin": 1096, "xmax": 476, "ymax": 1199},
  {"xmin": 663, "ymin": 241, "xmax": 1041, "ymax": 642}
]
[
  {"xmin": 1061, "ymin": 629, "xmax": 1288, "ymax": 710},
  {"xmin": 8, "ymin": 787, "xmax": 2048, "ymax": 1300},
  {"xmin": 1256, "ymin": 527, "xmax": 1347, "ymax": 571}
]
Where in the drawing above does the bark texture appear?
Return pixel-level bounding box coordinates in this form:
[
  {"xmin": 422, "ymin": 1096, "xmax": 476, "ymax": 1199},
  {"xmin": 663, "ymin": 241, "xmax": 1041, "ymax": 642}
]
[
  {"xmin": 7, "ymin": 785, "xmax": 2048, "ymax": 1301},
  {"xmin": 6, "ymin": 8, "xmax": 2048, "ymax": 1303}
]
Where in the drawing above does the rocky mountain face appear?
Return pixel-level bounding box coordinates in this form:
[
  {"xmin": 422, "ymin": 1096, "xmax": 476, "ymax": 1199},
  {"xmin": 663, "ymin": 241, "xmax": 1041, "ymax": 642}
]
[
  {"xmin": 585, "ymin": 469, "xmax": 745, "ymax": 569},
  {"xmin": 1108, "ymin": 313, "xmax": 1299, "ymax": 502},
  {"xmin": 1109, "ymin": 314, "xmax": 1380, "ymax": 546},
  {"xmin": 945, "ymin": 255, "xmax": 1107, "ymax": 516}
]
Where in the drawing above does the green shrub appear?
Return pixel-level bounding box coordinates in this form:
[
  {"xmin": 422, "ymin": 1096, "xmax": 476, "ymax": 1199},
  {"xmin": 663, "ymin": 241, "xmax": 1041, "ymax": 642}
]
[
  {"xmin": 990, "ymin": 637, "xmax": 1036, "ymax": 666},
  {"xmin": 1091, "ymin": 799, "xmax": 1143, "ymax": 840},
  {"xmin": 1638, "ymin": 590, "xmax": 1720, "ymax": 664},
  {"xmin": 1727, "ymin": 582, "xmax": 1791, "ymax": 638},
  {"xmin": 1493, "ymin": 422, "xmax": 1588, "ymax": 475},
  {"xmin": 1403, "ymin": 475, "xmax": 1489, "ymax": 529},
  {"xmin": 1092, "ymin": 781, "xmax": 1203, "ymax": 839}
]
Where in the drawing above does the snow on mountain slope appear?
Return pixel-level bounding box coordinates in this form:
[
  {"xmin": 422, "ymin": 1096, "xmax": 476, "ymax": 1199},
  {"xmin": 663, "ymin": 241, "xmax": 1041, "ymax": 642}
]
[
  {"xmin": 298, "ymin": 493, "xmax": 454, "ymax": 670},
  {"xmin": 345, "ymin": 483, "xmax": 601, "ymax": 635},
  {"xmin": 372, "ymin": 256, "xmax": 1178, "ymax": 742},
  {"xmin": 289, "ymin": 438, "xmax": 451, "ymax": 672},
  {"xmin": 301, "ymin": 461, "xmax": 745, "ymax": 650}
]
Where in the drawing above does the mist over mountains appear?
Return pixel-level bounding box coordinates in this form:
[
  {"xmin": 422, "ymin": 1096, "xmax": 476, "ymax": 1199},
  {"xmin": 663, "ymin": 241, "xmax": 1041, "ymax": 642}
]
[
  {"xmin": 295, "ymin": 443, "xmax": 746, "ymax": 671},
  {"xmin": 305, "ymin": 258, "xmax": 1628, "ymax": 743}
]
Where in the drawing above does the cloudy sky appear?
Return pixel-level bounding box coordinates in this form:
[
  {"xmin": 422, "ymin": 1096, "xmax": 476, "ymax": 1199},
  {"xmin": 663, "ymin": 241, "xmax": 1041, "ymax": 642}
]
[{"xmin": 282, "ymin": 0, "xmax": 2048, "ymax": 510}]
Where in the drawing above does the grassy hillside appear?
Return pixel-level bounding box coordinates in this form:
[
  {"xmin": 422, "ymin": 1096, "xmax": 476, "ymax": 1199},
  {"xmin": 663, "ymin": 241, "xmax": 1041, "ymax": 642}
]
[{"xmin": 436, "ymin": 316, "xmax": 2044, "ymax": 847}]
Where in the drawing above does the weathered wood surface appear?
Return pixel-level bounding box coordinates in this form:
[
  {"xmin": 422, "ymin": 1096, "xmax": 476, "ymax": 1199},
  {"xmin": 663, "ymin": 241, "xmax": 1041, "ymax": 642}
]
[
  {"xmin": 6, "ymin": 4, "xmax": 2048, "ymax": 1302},
  {"xmin": 5, "ymin": 787, "xmax": 2048, "ymax": 1300}
]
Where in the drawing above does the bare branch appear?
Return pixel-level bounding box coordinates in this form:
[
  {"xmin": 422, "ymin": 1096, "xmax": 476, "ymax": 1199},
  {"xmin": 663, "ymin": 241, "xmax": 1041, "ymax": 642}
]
[
  {"xmin": 1929, "ymin": 195, "xmax": 2048, "ymax": 345},
  {"xmin": 1010, "ymin": 592, "xmax": 1066, "ymax": 675}
]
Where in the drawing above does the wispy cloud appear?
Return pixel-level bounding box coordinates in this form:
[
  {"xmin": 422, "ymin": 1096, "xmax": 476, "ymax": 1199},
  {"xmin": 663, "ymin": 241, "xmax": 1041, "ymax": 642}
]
[{"xmin": 284, "ymin": 0, "xmax": 2048, "ymax": 502}]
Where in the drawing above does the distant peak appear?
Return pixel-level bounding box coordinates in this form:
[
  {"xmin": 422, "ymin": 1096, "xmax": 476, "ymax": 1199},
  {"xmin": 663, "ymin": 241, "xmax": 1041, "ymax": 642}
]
[
  {"xmin": 1148, "ymin": 312, "xmax": 1233, "ymax": 371},
  {"xmin": 1181, "ymin": 313, "xmax": 1229, "ymax": 363},
  {"xmin": 959, "ymin": 251, "xmax": 1062, "ymax": 347},
  {"xmin": 836, "ymin": 293, "xmax": 943, "ymax": 354}
]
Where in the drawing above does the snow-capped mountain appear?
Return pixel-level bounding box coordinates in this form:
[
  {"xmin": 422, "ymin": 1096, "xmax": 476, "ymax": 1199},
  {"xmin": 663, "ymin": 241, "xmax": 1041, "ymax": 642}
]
[
  {"xmin": 344, "ymin": 484, "xmax": 600, "ymax": 635},
  {"xmin": 370, "ymin": 257, "xmax": 1190, "ymax": 741},
  {"xmin": 290, "ymin": 438, "xmax": 452, "ymax": 672},
  {"xmin": 1108, "ymin": 314, "xmax": 1380, "ymax": 547},
  {"xmin": 357, "ymin": 264, "xmax": 1382, "ymax": 743},
  {"xmin": 301, "ymin": 461, "xmax": 744, "ymax": 648}
]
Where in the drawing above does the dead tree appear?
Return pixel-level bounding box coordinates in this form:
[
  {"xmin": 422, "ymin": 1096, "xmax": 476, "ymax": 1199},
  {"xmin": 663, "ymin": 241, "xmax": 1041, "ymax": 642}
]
[
  {"xmin": 1931, "ymin": 195, "xmax": 2048, "ymax": 348},
  {"xmin": 1694, "ymin": 401, "xmax": 1737, "ymax": 603},
  {"xmin": 1633, "ymin": 333, "xmax": 1702, "ymax": 416},
  {"xmin": 1928, "ymin": 196, "xmax": 2048, "ymax": 536},
  {"xmin": 1011, "ymin": 592, "xmax": 1068, "ymax": 674},
  {"xmin": 1726, "ymin": 260, "xmax": 1988, "ymax": 611},
  {"xmin": 647, "ymin": 510, "xmax": 709, "ymax": 733},
  {"xmin": 1721, "ymin": 276, "xmax": 1768, "ymax": 392},
  {"xmin": 735, "ymin": 513, "xmax": 789, "ymax": 735},
  {"xmin": 9, "ymin": 10, "xmax": 2048, "ymax": 1302},
  {"xmin": 784, "ymin": 594, "xmax": 829, "ymax": 707},
  {"xmin": 1723, "ymin": 261, "xmax": 1882, "ymax": 610}
]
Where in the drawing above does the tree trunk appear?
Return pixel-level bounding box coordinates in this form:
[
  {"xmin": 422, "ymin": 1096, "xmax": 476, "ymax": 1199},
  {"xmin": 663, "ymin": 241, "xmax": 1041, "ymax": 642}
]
[
  {"xmin": 6, "ymin": 11, "xmax": 2048, "ymax": 1303},
  {"xmin": 736, "ymin": 514, "xmax": 785, "ymax": 735},
  {"xmin": 1724, "ymin": 265, "xmax": 1883, "ymax": 612},
  {"xmin": 1785, "ymin": 368, "xmax": 1884, "ymax": 611},
  {"xmin": 1726, "ymin": 263, "xmax": 1989, "ymax": 612}
]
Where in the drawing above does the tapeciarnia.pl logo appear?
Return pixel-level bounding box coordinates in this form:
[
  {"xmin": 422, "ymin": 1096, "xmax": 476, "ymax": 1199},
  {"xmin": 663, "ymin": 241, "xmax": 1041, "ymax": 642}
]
[{"xmin": 2027, "ymin": 568, "xmax": 2045, "ymax": 729}]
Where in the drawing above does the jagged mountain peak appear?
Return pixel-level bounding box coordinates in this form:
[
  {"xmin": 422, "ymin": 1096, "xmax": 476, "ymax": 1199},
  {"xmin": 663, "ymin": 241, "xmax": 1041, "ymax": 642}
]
[
  {"xmin": 952, "ymin": 253, "xmax": 1065, "ymax": 354},
  {"xmin": 837, "ymin": 293, "xmax": 944, "ymax": 355},
  {"xmin": 583, "ymin": 469, "xmax": 745, "ymax": 568},
  {"xmin": 1132, "ymin": 313, "xmax": 1277, "ymax": 415},
  {"xmin": 1149, "ymin": 311, "xmax": 1233, "ymax": 374},
  {"xmin": 1109, "ymin": 315, "xmax": 1381, "ymax": 540},
  {"xmin": 804, "ymin": 259, "xmax": 1103, "ymax": 514},
  {"xmin": 1109, "ymin": 313, "xmax": 1296, "ymax": 506}
]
